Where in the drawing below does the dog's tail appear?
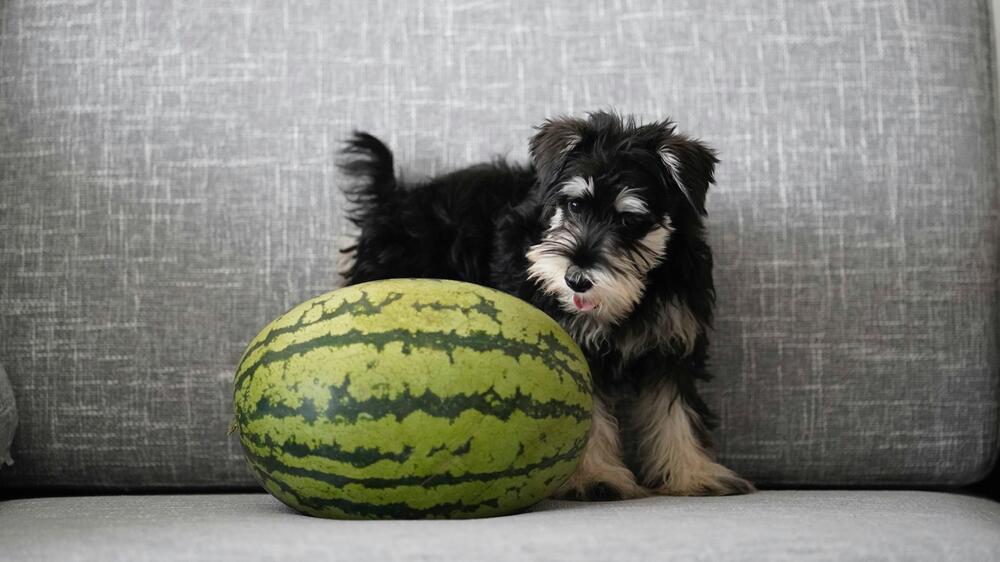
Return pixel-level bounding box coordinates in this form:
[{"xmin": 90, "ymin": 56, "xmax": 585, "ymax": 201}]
[
  {"xmin": 337, "ymin": 132, "xmax": 397, "ymax": 283},
  {"xmin": 339, "ymin": 132, "xmax": 398, "ymax": 226}
]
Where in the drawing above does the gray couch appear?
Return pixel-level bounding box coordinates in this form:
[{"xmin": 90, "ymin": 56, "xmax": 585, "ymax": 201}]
[{"xmin": 1, "ymin": 1, "xmax": 998, "ymax": 560}]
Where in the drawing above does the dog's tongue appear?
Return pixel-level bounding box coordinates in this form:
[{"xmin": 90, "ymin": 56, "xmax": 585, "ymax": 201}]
[{"xmin": 573, "ymin": 294, "xmax": 597, "ymax": 311}]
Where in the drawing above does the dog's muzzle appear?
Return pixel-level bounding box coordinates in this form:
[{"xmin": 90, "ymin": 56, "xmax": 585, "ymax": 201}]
[
  {"xmin": 564, "ymin": 265, "xmax": 599, "ymax": 311},
  {"xmin": 564, "ymin": 266, "xmax": 593, "ymax": 293}
]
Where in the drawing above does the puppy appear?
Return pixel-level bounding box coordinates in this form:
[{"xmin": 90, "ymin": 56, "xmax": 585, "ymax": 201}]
[{"xmin": 338, "ymin": 111, "xmax": 754, "ymax": 499}]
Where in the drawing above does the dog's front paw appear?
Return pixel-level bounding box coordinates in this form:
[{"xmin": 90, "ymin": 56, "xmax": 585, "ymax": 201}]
[
  {"xmin": 650, "ymin": 462, "xmax": 755, "ymax": 496},
  {"xmin": 555, "ymin": 475, "xmax": 650, "ymax": 501},
  {"xmin": 556, "ymin": 393, "xmax": 651, "ymax": 501},
  {"xmin": 555, "ymin": 460, "xmax": 651, "ymax": 501}
]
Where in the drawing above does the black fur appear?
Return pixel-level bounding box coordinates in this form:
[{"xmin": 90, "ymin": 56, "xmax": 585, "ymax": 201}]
[{"xmin": 340, "ymin": 111, "xmax": 748, "ymax": 497}]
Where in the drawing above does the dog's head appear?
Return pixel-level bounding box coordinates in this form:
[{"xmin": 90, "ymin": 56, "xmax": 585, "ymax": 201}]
[{"xmin": 525, "ymin": 111, "xmax": 718, "ymax": 325}]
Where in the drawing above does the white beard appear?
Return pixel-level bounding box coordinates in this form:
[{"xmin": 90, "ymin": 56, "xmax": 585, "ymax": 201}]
[{"xmin": 526, "ymin": 217, "xmax": 674, "ymax": 350}]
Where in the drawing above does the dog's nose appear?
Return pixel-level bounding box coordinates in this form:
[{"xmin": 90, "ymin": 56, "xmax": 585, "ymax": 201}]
[{"xmin": 564, "ymin": 268, "xmax": 593, "ymax": 293}]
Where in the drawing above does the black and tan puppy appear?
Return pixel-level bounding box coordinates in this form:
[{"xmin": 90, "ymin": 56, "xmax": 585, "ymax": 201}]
[{"xmin": 338, "ymin": 111, "xmax": 753, "ymax": 499}]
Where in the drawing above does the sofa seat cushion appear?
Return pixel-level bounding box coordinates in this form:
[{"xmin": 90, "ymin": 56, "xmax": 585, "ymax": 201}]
[{"xmin": 1, "ymin": 491, "xmax": 998, "ymax": 561}]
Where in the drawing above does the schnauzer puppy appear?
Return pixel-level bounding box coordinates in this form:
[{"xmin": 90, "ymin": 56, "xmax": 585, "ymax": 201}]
[{"xmin": 338, "ymin": 111, "xmax": 754, "ymax": 499}]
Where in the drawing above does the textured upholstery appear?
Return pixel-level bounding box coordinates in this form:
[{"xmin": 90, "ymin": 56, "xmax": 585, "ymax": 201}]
[
  {"xmin": 0, "ymin": 363, "xmax": 16, "ymax": 467},
  {"xmin": 0, "ymin": 0, "xmax": 997, "ymax": 489},
  {"xmin": 1, "ymin": 492, "xmax": 999, "ymax": 561}
]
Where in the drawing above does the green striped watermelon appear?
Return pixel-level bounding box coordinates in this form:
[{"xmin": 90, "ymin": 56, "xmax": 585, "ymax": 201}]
[{"xmin": 233, "ymin": 278, "xmax": 592, "ymax": 519}]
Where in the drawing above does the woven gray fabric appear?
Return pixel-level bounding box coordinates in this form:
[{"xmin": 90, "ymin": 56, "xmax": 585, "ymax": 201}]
[
  {"xmin": 1, "ymin": 492, "xmax": 999, "ymax": 561},
  {"xmin": 0, "ymin": 0, "xmax": 997, "ymax": 489},
  {"xmin": 0, "ymin": 363, "xmax": 16, "ymax": 467}
]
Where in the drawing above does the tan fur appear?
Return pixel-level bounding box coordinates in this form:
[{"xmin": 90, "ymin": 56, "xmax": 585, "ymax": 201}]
[
  {"xmin": 560, "ymin": 176, "xmax": 594, "ymax": 197},
  {"xmin": 613, "ymin": 188, "xmax": 648, "ymax": 214},
  {"xmin": 662, "ymin": 298, "xmax": 701, "ymax": 357},
  {"xmin": 557, "ymin": 395, "xmax": 648, "ymax": 499},
  {"xmin": 614, "ymin": 297, "xmax": 701, "ymax": 361},
  {"xmin": 335, "ymin": 232, "xmax": 359, "ymax": 288},
  {"xmin": 659, "ymin": 147, "xmax": 698, "ymax": 211},
  {"xmin": 632, "ymin": 381, "xmax": 754, "ymax": 496}
]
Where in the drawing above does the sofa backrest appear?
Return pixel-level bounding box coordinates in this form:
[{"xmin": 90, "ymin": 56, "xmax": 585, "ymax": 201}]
[{"xmin": 0, "ymin": 0, "xmax": 997, "ymax": 490}]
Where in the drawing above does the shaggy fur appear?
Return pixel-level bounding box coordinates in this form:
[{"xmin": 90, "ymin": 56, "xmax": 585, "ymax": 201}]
[{"xmin": 339, "ymin": 111, "xmax": 754, "ymax": 499}]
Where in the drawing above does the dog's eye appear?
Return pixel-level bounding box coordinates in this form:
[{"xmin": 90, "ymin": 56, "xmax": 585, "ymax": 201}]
[
  {"xmin": 620, "ymin": 213, "xmax": 645, "ymax": 226},
  {"xmin": 567, "ymin": 199, "xmax": 583, "ymax": 213}
]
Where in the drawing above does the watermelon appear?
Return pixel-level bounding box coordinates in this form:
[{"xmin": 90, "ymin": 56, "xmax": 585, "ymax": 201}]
[{"xmin": 233, "ymin": 279, "xmax": 592, "ymax": 519}]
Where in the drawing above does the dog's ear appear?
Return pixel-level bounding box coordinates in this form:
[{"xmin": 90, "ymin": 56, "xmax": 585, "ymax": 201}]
[
  {"xmin": 657, "ymin": 128, "xmax": 719, "ymax": 216},
  {"xmin": 529, "ymin": 116, "xmax": 589, "ymax": 189}
]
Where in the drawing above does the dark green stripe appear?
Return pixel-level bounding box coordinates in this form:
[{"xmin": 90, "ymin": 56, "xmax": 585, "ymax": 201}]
[
  {"xmin": 242, "ymin": 434, "xmax": 586, "ymax": 491},
  {"xmin": 242, "ymin": 376, "xmax": 590, "ymax": 426},
  {"xmin": 426, "ymin": 437, "xmax": 474, "ymax": 458},
  {"xmin": 235, "ymin": 327, "xmax": 590, "ymax": 396},
  {"xmin": 238, "ymin": 290, "xmax": 405, "ymax": 369},
  {"xmin": 248, "ymin": 460, "xmax": 508, "ymax": 519},
  {"xmin": 410, "ymin": 295, "xmax": 501, "ymax": 325},
  {"xmin": 241, "ymin": 431, "xmax": 415, "ymax": 468}
]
